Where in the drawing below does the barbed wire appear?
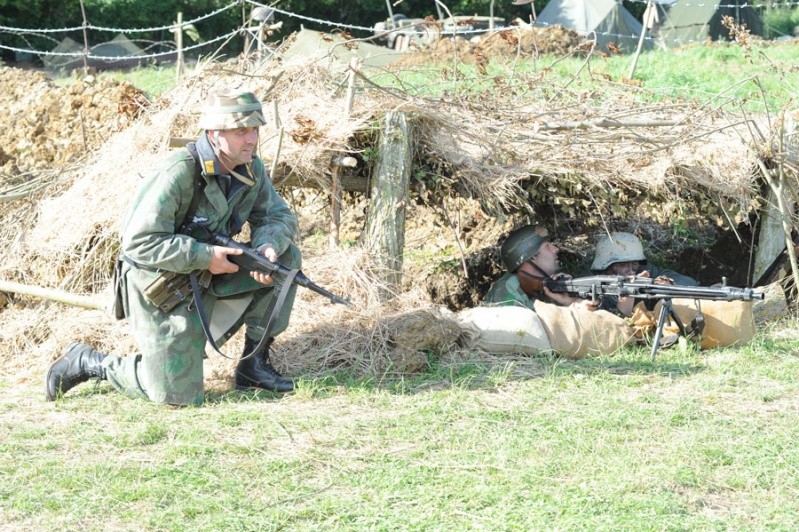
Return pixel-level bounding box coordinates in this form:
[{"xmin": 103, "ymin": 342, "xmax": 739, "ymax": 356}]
[
  {"xmin": 245, "ymin": 0, "xmax": 512, "ymax": 37},
  {"xmin": 0, "ymin": 29, "xmax": 240, "ymax": 60},
  {"xmin": 625, "ymin": 0, "xmax": 799, "ymax": 6},
  {"xmin": 0, "ymin": 0, "xmax": 795, "ymax": 63},
  {"xmin": 0, "ymin": 1, "xmax": 237, "ymax": 34}
]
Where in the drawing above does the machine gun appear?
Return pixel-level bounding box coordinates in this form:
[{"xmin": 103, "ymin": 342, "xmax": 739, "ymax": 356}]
[{"xmin": 520, "ymin": 273, "xmax": 764, "ymax": 358}]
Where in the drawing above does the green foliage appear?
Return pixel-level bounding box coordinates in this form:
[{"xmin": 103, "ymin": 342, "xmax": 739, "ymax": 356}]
[{"xmin": 763, "ymin": 7, "xmax": 799, "ymax": 39}]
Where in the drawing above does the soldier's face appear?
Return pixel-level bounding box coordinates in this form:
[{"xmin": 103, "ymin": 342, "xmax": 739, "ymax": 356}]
[
  {"xmin": 607, "ymin": 261, "xmax": 640, "ymax": 276},
  {"xmin": 531, "ymin": 241, "xmax": 560, "ymax": 276},
  {"xmin": 213, "ymin": 127, "xmax": 259, "ymax": 169}
]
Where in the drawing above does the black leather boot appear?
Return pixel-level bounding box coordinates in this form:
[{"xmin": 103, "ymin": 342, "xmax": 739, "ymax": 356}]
[
  {"xmin": 45, "ymin": 342, "xmax": 107, "ymax": 401},
  {"xmin": 235, "ymin": 336, "xmax": 295, "ymax": 393}
]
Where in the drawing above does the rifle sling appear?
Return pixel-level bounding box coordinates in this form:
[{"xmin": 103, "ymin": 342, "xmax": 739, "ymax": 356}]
[
  {"xmin": 189, "ymin": 269, "xmax": 298, "ymax": 360},
  {"xmin": 184, "ymin": 144, "xmax": 294, "ymax": 360}
]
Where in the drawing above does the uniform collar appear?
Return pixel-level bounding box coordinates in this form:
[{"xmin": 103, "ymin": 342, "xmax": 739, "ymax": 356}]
[{"xmin": 195, "ymin": 132, "xmax": 256, "ymax": 186}]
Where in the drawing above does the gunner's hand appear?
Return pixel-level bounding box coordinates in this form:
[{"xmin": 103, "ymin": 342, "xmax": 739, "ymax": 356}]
[
  {"xmin": 208, "ymin": 245, "xmax": 243, "ymax": 274},
  {"xmin": 251, "ymin": 245, "xmax": 278, "ymax": 286}
]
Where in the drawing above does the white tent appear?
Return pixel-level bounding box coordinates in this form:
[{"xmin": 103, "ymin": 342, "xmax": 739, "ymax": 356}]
[{"xmin": 534, "ymin": 0, "xmax": 645, "ymax": 53}]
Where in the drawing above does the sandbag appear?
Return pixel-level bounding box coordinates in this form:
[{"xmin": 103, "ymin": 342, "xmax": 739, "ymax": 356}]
[
  {"xmin": 456, "ymin": 306, "xmax": 552, "ymax": 355},
  {"xmin": 534, "ymin": 301, "xmax": 637, "ymax": 359},
  {"xmin": 655, "ymin": 298, "xmax": 755, "ymax": 349}
]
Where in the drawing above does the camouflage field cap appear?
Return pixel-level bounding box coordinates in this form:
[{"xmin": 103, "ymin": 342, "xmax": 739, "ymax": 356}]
[
  {"xmin": 591, "ymin": 232, "xmax": 646, "ymax": 271},
  {"xmin": 198, "ymin": 89, "xmax": 266, "ymax": 130},
  {"xmin": 501, "ymin": 225, "xmax": 548, "ymax": 272}
]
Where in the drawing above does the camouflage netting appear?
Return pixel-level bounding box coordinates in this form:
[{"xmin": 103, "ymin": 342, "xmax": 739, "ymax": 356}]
[{"xmin": 0, "ymin": 31, "xmax": 777, "ymax": 389}]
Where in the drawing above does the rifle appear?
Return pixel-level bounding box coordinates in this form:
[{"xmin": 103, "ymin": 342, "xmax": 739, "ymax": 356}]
[
  {"xmin": 209, "ymin": 233, "xmax": 352, "ymax": 307},
  {"xmin": 520, "ymin": 273, "xmax": 764, "ymax": 358}
]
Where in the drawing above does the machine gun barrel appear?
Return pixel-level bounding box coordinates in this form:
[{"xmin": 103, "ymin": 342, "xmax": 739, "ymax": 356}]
[{"xmin": 545, "ymin": 275, "xmax": 764, "ymax": 302}]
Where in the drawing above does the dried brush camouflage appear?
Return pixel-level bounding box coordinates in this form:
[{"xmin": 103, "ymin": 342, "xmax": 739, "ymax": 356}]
[{"xmin": 198, "ymin": 89, "xmax": 267, "ymax": 130}]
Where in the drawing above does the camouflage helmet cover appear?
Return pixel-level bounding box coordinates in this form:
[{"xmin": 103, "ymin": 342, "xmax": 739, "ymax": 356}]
[
  {"xmin": 591, "ymin": 232, "xmax": 647, "ymax": 271},
  {"xmin": 198, "ymin": 89, "xmax": 267, "ymax": 130},
  {"xmin": 501, "ymin": 225, "xmax": 548, "ymax": 272}
]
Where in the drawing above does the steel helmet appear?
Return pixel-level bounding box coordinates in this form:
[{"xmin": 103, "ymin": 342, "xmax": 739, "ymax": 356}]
[
  {"xmin": 198, "ymin": 89, "xmax": 267, "ymax": 130},
  {"xmin": 591, "ymin": 232, "xmax": 646, "ymax": 271},
  {"xmin": 501, "ymin": 225, "xmax": 548, "ymax": 272}
]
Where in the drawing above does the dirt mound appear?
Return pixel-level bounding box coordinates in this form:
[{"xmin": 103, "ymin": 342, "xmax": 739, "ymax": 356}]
[
  {"xmin": 395, "ymin": 25, "xmax": 583, "ymax": 67},
  {"xmin": 0, "ymin": 66, "xmax": 149, "ymax": 176}
]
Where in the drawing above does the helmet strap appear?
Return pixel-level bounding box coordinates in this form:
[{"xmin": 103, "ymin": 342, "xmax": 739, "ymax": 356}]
[{"xmin": 527, "ymin": 259, "xmax": 551, "ymax": 279}]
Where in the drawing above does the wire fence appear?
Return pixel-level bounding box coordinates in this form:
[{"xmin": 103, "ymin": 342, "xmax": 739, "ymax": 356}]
[{"xmin": 0, "ymin": 0, "xmax": 795, "ymax": 68}]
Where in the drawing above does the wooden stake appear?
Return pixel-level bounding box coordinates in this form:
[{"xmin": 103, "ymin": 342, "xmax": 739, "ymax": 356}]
[
  {"xmin": 628, "ymin": 0, "xmax": 652, "ymax": 79},
  {"xmin": 79, "ymin": 0, "xmax": 90, "ymax": 75},
  {"xmin": 365, "ymin": 112, "xmax": 413, "ymax": 299},
  {"xmin": 175, "ymin": 12, "xmax": 184, "ymax": 83},
  {"xmin": 0, "ymin": 279, "xmax": 105, "ymax": 311}
]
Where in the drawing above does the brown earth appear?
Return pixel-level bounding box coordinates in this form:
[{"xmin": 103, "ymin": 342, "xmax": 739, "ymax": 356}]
[
  {"xmin": 395, "ymin": 26, "xmax": 586, "ymax": 68},
  {"xmin": 0, "ymin": 66, "xmax": 148, "ymax": 177}
]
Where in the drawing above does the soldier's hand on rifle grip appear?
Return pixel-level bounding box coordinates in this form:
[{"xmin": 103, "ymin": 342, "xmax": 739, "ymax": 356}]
[
  {"xmin": 250, "ymin": 244, "xmax": 278, "ymax": 286},
  {"xmin": 209, "ymin": 245, "xmax": 243, "ymax": 274}
]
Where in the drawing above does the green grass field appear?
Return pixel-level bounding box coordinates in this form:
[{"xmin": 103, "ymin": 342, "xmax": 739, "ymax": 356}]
[
  {"xmin": 92, "ymin": 41, "xmax": 799, "ymax": 114},
  {"xmin": 3, "ymin": 322, "xmax": 799, "ymax": 529},
  {"xmin": 369, "ymin": 40, "xmax": 799, "ymax": 113}
]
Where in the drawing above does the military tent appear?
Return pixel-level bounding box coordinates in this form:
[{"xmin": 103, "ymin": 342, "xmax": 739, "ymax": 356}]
[
  {"xmin": 533, "ymin": 0, "xmax": 644, "ymax": 53},
  {"xmin": 43, "ymin": 37, "xmax": 83, "ymax": 71},
  {"xmin": 44, "ymin": 34, "xmax": 145, "ymax": 72},
  {"xmin": 658, "ymin": 0, "xmax": 762, "ymax": 48}
]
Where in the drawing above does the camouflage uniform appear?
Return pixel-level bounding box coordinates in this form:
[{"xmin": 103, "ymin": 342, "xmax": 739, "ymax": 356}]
[
  {"xmin": 102, "ymin": 94, "xmax": 299, "ymax": 406},
  {"xmin": 484, "ymin": 225, "xmax": 556, "ymax": 310},
  {"xmin": 483, "ymin": 273, "xmax": 539, "ymax": 310}
]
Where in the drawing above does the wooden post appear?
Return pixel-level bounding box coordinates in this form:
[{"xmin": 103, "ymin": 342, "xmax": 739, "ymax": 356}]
[
  {"xmin": 329, "ymin": 156, "xmax": 357, "ymax": 249},
  {"xmin": 242, "ymin": 2, "xmax": 249, "ymax": 55},
  {"xmin": 628, "ymin": 0, "xmax": 652, "ymax": 79},
  {"xmin": 175, "ymin": 12, "xmax": 184, "ymax": 82},
  {"xmin": 330, "ymin": 165, "xmax": 343, "ymax": 249},
  {"xmin": 365, "ymin": 112, "xmax": 413, "ymax": 299},
  {"xmin": 0, "ymin": 279, "xmax": 105, "ymax": 310},
  {"xmin": 345, "ymin": 58, "xmax": 359, "ymax": 116},
  {"xmin": 79, "ymin": 0, "xmax": 90, "ymax": 75}
]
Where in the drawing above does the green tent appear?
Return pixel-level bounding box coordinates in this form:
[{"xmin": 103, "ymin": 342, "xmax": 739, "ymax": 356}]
[
  {"xmin": 658, "ymin": 0, "xmax": 762, "ymax": 48},
  {"xmin": 534, "ymin": 0, "xmax": 645, "ymax": 54}
]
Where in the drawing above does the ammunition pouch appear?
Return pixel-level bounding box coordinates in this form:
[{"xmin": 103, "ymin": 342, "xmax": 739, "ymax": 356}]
[{"xmin": 143, "ymin": 269, "xmax": 212, "ymax": 313}]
